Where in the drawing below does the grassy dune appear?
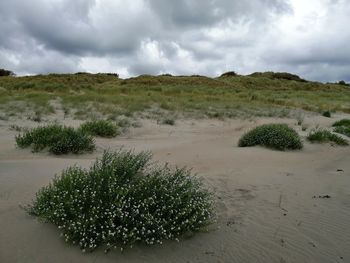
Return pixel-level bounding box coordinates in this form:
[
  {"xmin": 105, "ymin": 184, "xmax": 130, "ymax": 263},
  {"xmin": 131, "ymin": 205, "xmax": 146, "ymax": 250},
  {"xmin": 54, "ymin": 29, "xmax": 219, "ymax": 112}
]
[{"xmin": 1, "ymin": 72, "xmax": 350, "ymax": 120}]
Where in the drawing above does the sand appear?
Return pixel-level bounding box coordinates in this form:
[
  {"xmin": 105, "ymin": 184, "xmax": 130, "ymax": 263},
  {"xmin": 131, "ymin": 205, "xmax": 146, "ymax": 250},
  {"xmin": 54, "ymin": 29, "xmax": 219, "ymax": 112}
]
[{"xmin": 1, "ymin": 114, "xmax": 350, "ymax": 263}]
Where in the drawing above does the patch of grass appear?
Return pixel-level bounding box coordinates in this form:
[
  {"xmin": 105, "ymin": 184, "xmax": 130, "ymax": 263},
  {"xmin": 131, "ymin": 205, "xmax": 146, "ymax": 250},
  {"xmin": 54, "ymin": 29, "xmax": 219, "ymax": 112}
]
[
  {"xmin": 322, "ymin": 111, "xmax": 331, "ymax": 118},
  {"xmin": 307, "ymin": 130, "xmax": 348, "ymax": 145},
  {"xmin": 332, "ymin": 119, "xmax": 350, "ymax": 127},
  {"xmin": 161, "ymin": 118, "xmax": 175, "ymax": 126},
  {"xmin": 79, "ymin": 120, "xmax": 119, "ymax": 137},
  {"xmin": 1, "ymin": 73, "xmax": 350, "ymax": 119},
  {"xmin": 238, "ymin": 124, "xmax": 303, "ymax": 150},
  {"xmin": 27, "ymin": 150, "xmax": 214, "ymax": 251},
  {"xmin": 15, "ymin": 124, "xmax": 95, "ymax": 154},
  {"xmin": 334, "ymin": 126, "xmax": 350, "ymax": 137}
]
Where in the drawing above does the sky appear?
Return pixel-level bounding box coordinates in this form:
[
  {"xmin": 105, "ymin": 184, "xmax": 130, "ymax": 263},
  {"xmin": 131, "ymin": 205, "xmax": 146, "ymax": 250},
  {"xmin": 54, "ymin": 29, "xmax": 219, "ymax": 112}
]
[{"xmin": 0, "ymin": 0, "xmax": 349, "ymax": 82}]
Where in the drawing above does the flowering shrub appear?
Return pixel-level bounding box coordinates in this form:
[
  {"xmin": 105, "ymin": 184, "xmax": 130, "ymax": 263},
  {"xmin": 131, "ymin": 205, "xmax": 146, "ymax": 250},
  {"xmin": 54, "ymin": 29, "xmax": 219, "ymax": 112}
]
[
  {"xmin": 28, "ymin": 150, "xmax": 214, "ymax": 251},
  {"xmin": 307, "ymin": 130, "xmax": 348, "ymax": 145},
  {"xmin": 79, "ymin": 120, "xmax": 119, "ymax": 137},
  {"xmin": 238, "ymin": 123, "xmax": 303, "ymax": 150},
  {"xmin": 15, "ymin": 124, "xmax": 94, "ymax": 154}
]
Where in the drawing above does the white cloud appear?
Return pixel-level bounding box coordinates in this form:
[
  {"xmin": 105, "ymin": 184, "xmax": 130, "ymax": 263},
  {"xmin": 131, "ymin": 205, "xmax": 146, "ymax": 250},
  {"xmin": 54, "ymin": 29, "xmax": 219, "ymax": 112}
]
[{"xmin": 1, "ymin": 0, "xmax": 350, "ymax": 81}]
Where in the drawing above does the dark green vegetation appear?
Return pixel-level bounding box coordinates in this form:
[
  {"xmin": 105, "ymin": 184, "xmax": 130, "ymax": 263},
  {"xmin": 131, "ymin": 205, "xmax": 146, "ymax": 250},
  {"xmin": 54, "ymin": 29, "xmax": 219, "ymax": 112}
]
[
  {"xmin": 28, "ymin": 150, "xmax": 214, "ymax": 251},
  {"xmin": 332, "ymin": 119, "xmax": 350, "ymax": 138},
  {"xmin": 238, "ymin": 124, "xmax": 303, "ymax": 150},
  {"xmin": 161, "ymin": 118, "xmax": 175, "ymax": 126},
  {"xmin": 0, "ymin": 68, "xmax": 15, "ymax": 76},
  {"xmin": 322, "ymin": 111, "xmax": 331, "ymax": 118},
  {"xmin": 307, "ymin": 130, "xmax": 348, "ymax": 146},
  {"xmin": 1, "ymin": 72, "xmax": 350, "ymax": 120},
  {"xmin": 79, "ymin": 120, "xmax": 119, "ymax": 137},
  {"xmin": 15, "ymin": 124, "xmax": 95, "ymax": 154},
  {"xmin": 332, "ymin": 119, "xmax": 350, "ymax": 127}
]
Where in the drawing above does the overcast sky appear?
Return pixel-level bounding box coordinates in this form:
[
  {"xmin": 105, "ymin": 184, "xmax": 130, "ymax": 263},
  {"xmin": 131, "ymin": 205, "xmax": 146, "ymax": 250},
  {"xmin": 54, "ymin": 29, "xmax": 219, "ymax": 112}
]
[{"xmin": 0, "ymin": 0, "xmax": 349, "ymax": 81}]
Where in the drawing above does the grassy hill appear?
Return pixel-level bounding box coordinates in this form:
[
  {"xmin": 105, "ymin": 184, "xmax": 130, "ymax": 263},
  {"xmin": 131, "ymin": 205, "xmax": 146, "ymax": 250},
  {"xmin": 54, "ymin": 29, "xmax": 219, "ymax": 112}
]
[{"xmin": 0, "ymin": 72, "xmax": 349, "ymax": 120}]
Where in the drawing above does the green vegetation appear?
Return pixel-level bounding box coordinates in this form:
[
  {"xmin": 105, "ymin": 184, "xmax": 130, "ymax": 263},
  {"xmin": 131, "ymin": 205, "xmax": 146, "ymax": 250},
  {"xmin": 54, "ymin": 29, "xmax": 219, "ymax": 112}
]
[
  {"xmin": 161, "ymin": 118, "xmax": 175, "ymax": 126},
  {"xmin": 79, "ymin": 120, "xmax": 119, "ymax": 137},
  {"xmin": 332, "ymin": 119, "xmax": 350, "ymax": 138},
  {"xmin": 238, "ymin": 124, "xmax": 303, "ymax": 150},
  {"xmin": 334, "ymin": 126, "xmax": 350, "ymax": 137},
  {"xmin": 322, "ymin": 111, "xmax": 331, "ymax": 118},
  {"xmin": 0, "ymin": 68, "xmax": 15, "ymax": 76},
  {"xmin": 332, "ymin": 119, "xmax": 350, "ymax": 127},
  {"xmin": 15, "ymin": 124, "xmax": 95, "ymax": 154},
  {"xmin": 1, "ymin": 73, "xmax": 350, "ymax": 119},
  {"xmin": 307, "ymin": 130, "xmax": 348, "ymax": 146},
  {"xmin": 27, "ymin": 150, "xmax": 214, "ymax": 251}
]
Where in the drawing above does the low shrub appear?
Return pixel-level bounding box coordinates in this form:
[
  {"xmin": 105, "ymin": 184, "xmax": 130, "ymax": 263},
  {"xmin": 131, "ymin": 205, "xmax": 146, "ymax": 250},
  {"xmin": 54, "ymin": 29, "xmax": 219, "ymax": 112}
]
[
  {"xmin": 307, "ymin": 130, "xmax": 348, "ymax": 146},
  {"xmin": 79, "ymin": 120, "xmax": 119, "ymax": 137},
  {"xmin": 220, "ymin": 71, "xmax": 238, "ymax": 77},
  {"xmin": 238, "ymin": 124, "xmax": 303, "ymax": 150},
  {"xmin": 161, "ymin": 118, "xmax": 175, "ymax": 126},
  {"xmin": 334, "ymin": 126, "xmax": 350, "ymax": 137},
  {"xmin": 322, "ymin": 111, "xmax": 331, "ymax": 118},
  {"xmin": 27, "ymin": 150, "xmax": 214, "ymax": 251},
  {"xmin": 332, "ymin": 119, "xmax": 350, "ymax": 127},
  {"xmin": 15, "ymin": 124, "xmax": 95, "ymax": 154}
]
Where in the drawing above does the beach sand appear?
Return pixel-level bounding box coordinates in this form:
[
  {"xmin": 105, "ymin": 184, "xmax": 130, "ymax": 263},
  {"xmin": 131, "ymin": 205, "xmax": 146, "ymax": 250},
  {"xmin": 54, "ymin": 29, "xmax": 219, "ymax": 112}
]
[{"xmin": 1, "ymin": 114, "xmax": 349, "ymax": 263}]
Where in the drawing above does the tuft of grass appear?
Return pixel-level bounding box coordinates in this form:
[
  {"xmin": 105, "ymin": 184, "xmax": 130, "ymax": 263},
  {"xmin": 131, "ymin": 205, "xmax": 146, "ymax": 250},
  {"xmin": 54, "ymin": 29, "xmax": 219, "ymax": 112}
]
[
  {"xmin": 334, "ymin": 126, "xmax": 350, "ymax": 138},
  {"xmin": 161, "ymin": 118, "xmax": 175, "ymax": 126},
  {"xmin": 322, "ymin": 111, "xmax": 331, "ymax": 118},
  {"xmin": 307, "ymin": 130, "xmax": 348, "ymax": 146},
  {"xmin": 27, "ymin": 150, "xmax": 214, "ymax": 252},
  {"xmin": 15, "ymin": 124, "xmax": 95, "ymax": 154},
  {"xmin": 332, "ymin": 119, "xmax": 350, "ymax": 127},
  {"xmin": 79, "ymin": 120, "xmax": 119, "ymax": 137},
  {"xmin": 238, "ymin": 123, "xmax": 303, "ymax": 150}
]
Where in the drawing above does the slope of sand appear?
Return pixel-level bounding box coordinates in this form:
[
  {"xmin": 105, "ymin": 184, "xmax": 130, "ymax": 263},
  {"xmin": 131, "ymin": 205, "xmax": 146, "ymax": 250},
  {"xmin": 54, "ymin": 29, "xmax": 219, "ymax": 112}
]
[{"xmin": 1, "ymin": 115, "xmax": 350, "ymax": 263}]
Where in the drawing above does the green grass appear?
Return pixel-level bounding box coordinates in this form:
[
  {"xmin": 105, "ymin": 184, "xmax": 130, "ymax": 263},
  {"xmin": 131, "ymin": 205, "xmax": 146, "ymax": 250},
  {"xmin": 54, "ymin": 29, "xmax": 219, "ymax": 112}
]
[
  {"xmin": 15, "ymin": 124, "xmax": 95, "ymax": 154},
  {"xmin": 307, "ymin": 130, "xmax": 348, "ymax": 146},
  {"xmin": 331, "ymin": 119, "xmax": 350, "ymax": 138},
  {"xmin": 334, "ymin": 126, "xmax": 350, "ymax": 137},
  {"xmin": 1, "ymin": 73, "xmax": 350, "ymax": 119},
  {"xmin": 79, "ymin": 120, "xmax": 119, "ymax": 137},
  {"xmin": 332, "ymin": 119, "xmax": 350, "ymax": 127},
  {"xmin": 238, "ymin": 124, "xmax": 303, "ymax": 150},
  {"xmin": 27, "ymin": 150, "xmax": 214, "ymax": 252}
]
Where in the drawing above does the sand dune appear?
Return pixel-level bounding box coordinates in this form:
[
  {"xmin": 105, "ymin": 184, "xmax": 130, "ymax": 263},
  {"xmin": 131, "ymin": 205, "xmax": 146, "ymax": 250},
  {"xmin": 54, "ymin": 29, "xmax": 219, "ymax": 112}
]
[{"xmin": 1, "ymin": 115, "xmax": 349, "ymax": 263}]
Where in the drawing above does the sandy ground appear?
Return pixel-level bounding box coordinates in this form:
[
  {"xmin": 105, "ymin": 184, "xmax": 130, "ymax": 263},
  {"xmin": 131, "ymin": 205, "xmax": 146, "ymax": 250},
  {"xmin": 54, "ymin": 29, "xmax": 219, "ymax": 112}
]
[{"xmin": 1, "ymin": 114, "xmax": 350, "ymax": 263}]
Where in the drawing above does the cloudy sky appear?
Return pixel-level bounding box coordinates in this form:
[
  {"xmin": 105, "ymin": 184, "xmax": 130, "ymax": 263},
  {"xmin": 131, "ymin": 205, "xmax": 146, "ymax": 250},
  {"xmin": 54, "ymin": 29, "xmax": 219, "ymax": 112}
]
[{"xmin": 0, "ymin": 0, "xmax": 349, "ymax": 81}]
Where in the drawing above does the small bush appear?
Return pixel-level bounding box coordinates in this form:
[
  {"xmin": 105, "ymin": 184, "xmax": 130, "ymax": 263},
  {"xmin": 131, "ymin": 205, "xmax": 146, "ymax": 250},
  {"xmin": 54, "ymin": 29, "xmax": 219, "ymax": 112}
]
[
  {"xmin": 238, "ymin": 124, "xmax": 303, "ymax": 150},
  {"xmin": 15, "ymin": 124, "xmax": 95, "ymax": 154},
  {"xmin": 80, "ymin": 120, "xmax": 119, "ymax": 137},
  {"xmin": 27, "ymin": 150, "xmax": 214, "ymax": 251},
  {"xmin": 161, "ymin": 118, "xmax": 175, "ymax": 126},
  {"xmin": 334, "ymin": 126, "xmax": 350, "ymax": 137},
  {"xmin": 0, "ymin": 68, "xmax": 15, "ymax": 76},
  {"xmin": 220, "ymin": 71, "xmax": 238, "ymax": 77},
  {"xmin": 332, "ymin": 119, "xmax": 350, "ymax": 127},
  {"xmin": 338, "ymin": 80, "xmax": 349, "ymax": 86},
  {"xmin": 322, "ymin": 111, "xmax": 331, "ymax": 118},
  {"xmin": 307, "ymin": 130, "xmax": 348, "ymax": 146}
]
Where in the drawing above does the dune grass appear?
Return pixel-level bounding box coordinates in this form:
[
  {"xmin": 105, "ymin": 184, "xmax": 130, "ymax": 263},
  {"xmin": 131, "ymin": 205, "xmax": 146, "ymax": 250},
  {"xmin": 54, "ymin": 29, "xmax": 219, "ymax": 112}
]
[
  {"xmin": 15, "ymin": 124, "xmax": 95, "ymax": 154},
  {"xmin": 238, "ymin": 123, "xmax": 303, "ymax": 150},
  {"xmin": 307, "ymin": 130, "xmax": 348, "ymax": 146},
  {"xmin": 332, "ymin": 119, "xmax": 350, "ymax": 138},
  {"xmin": 1, "ymin": 73, "xmax": 350, "ymax": 119},
  {"xmin": 332, "ymin": 119, "xmax": 350, "ymax": 127},
  {"xmin": 79, "ymin": 120, "xmax": 119, "ymax": 137},
  {"xmin": 27, "ymin": 150, "xmax": 214, "ymax": 251}
]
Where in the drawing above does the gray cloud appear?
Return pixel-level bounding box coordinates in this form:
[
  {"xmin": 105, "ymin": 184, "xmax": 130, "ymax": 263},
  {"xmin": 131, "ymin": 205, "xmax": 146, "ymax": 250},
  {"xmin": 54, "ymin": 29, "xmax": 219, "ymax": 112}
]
[{"xmin": 0, "ymin": 0, "xmax": 349, "ymax": 81}]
